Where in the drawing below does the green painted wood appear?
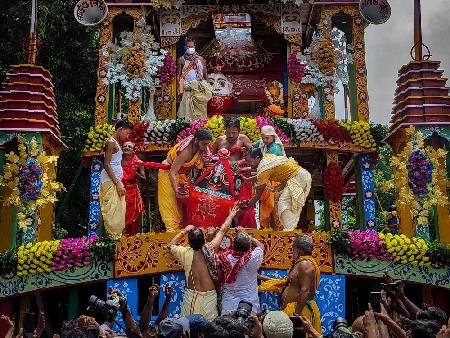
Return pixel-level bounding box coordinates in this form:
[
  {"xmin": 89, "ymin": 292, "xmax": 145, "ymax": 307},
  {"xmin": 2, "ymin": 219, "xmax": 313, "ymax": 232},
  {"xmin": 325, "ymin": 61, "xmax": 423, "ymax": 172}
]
[
  {"xmin": 318, "ymin": 85, "xmax": 325, "ymax": 119},
  {"xmin": 335, "ymin": 254, "xmax": 450, "ymax": 289},
  {"xmin": 68, "ymin": 287, "xmax": 80, "ymax": 320},
  {"xmin": 108, "ymin": 84, "xmax": 115, "ymax": 124},
  {"xmin": 0, "ymin": 260, "xmax": 113, "ymax": 299},
  {"xmin": 324, "ymin": 199, "xmax": 331, "ymax": 232}
]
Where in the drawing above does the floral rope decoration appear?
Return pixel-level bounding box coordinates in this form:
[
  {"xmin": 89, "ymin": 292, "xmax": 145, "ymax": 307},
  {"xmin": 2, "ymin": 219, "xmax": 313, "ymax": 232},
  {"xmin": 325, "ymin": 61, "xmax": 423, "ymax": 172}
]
[
  {"xmin": 324, "ymin": 162, "xmax": 344, "ymax": 202},
  {"xmin": 314, "ymin": 119, "xmax": 352, "ymax": 146},
  {"xmin": 203, "ymin": 116, "xmax": 225, "ymax": 141},
  {"xmin": 145, "ymin": 119, "xmax": 180, "ymax": 146},
  {"xmin": 348, "ymin": 230, "xmax": 392, "ymax": 261},
  {"xmin": 288, "ymin": 50, "xmax": 305, "ymax": 83},
  {"xmin": 17, "ymin": 240, "xmax": 60, "ymax": 276},
  {"xmin": 84, "ymin": 123, "xmax": 115, "ymax": 152},
  {"xmin": 158, "ymin": 53, "xmax": 177, "ymax": 85},
  {"xmin": 380, "ymin": 233, "xmax": 430, "ymax": 266},
  {"xmin": 340, "ymin": 121, "xmax": 377, "ymax": 150},
  {"xmin": 240, "ymin": 117, "xmax": 261, "ymax": 142},
  {"xmin": 287, "ymin": 118, "xmax": 324, "ymax": 144},
  {"xmin": 383, "ymin": 126, "xmax": 448, "ymax": 227},
  {"xmin": 0, "ymin": 136, "xmax": 65, "ymax": 230}
]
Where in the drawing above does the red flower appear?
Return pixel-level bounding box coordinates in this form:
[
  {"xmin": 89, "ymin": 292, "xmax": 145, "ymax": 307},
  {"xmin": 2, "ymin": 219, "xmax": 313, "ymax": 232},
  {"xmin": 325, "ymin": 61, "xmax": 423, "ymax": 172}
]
[{"xmin": 324, "ymin": 162, "xmax": 344, "ymax": 202}]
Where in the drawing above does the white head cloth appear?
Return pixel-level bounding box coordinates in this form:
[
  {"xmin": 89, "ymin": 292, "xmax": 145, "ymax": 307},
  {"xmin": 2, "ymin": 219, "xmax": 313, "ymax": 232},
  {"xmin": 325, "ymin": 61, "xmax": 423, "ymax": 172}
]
[{"xmin": 260, "ymin": 125, "xmax": 285, "ymax": 155}]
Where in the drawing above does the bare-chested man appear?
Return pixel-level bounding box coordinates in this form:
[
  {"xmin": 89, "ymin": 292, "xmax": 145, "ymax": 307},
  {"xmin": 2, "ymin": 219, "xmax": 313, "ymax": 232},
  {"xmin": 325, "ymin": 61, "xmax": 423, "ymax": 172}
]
[
  {"xmin": 212, "ymin": 118, "xmax": 252, "ymax": 161},
  {"xmin": 282, "ymin": 235, "xmax": 322, "ymax": 337},
  {"xmin": 168, "ymin": 203, "xmax": 240, "ymax": 320},
  {"xmin": 158, "ymin": 128, "xmax": 212, "ymax": 231}
]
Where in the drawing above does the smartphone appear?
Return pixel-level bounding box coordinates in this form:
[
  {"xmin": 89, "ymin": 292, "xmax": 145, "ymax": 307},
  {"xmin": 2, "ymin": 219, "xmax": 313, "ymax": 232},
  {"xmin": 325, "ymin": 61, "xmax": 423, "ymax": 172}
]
[
  {"xmin": 23, "ymin": 312, "xmax": 35, "ymax": 338},
  {"xmin": 289, "ymin": 316, "xmax": 303, "ymax": 328},
  {"xmin": 87, "ymin": 327, "xmax": 99, "ymax": 338},
  {"xmin": 370, "ymin": 292, "xmax": 381, "ymax": 313}
]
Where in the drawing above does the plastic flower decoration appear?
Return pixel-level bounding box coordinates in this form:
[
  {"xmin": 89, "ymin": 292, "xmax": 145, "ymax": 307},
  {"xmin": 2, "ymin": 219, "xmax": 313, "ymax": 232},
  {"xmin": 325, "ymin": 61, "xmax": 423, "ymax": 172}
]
[
  {"xmin": 0, "ymin": 136, "xmax": 65, "ymax": 230},
  {"xmin": 84, "ymin": 123, "xmax": 115, "ymax": 152},
  {"xmin": 240, "ymin": 117, "xmax": 261, "ymax": 142},
  {"xmin": 313, "ymin": 119, "xmax": 352, "ymax": 146},
  {"xmin": 383, "ymin": 126, "xmax": 448, "ymax": 229},
  {"xmin": 144, "ymin": 119, "xmax": 179, "ymax": 146},
  {"xmin": 204, "ymin": 116, "xmax": 225, "ymax": 141},
  {"xmin": 287, "ymin": 118, "xmax": 324, "ymax": 144},
  {"xmin": 52, "ymin": 236, "xmax": 96, "ymax": 271},
  {"xmin": 158, "ymin": 53, "xmax": 177, "ymax": 85},
  {"xmin": 340, "ymin": 121, "xmax": 377, "ymax": 150},
  {"xmin": 324, "ymin": 162, "xmax": 344, "ymax": 202},
  {"xmin": 380, "ymin": 233, "xmax": 430, "ymax": 266},
  {"xmin": 17, "ymin": 240, "xmax": 60, "ymax": 276},
  {"xmin": 255, "ymin": 116, "xmax": 289, "ymax": 143},
  {"xmin": 176, "ymin": 118, "xmax": 208, "ymax": 143},
  {"xmin": 348, "ymin": 230, "xmax": 392, "ymax": 261},
  {"xmin": 102, "ymin": 18, "xmax": 167, "ymax": 100},
  {"xmin": 288, "ymin": 50, "xmax": 306, "ymax": 83},
  {"xmin": 298, "ymin": 27, "xmax": 353, "ymax": 95}
]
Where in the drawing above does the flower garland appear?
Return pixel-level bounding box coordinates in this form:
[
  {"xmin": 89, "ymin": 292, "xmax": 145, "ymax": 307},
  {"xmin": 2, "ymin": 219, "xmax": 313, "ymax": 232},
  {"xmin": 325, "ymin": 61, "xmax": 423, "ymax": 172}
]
[
  {"xmin": 158, "ymin": 54, "xmax": 177, "ymax": 85},
  {"xmin": 17, "ymin": 240, "xmax": 60, "ymax": 276},
  {"xmin": 0, "ymin": 136, "xmax": 65, "ymax": 230},
  {"xmin": 240, "ymin": 117, "xmax": 261, "ymax": 142},
  {"xmin": 84, "ymin": 124, "xmax": 115, "ymax": 152},
  {"xmin": 383, "ymin": 126, "xmax": 448, "ymax": 227},
  {"xmin": 324, "ymin": 162, "xmax": 344, "ymax": 202},
  {"xmin": 103, "ymin": 18, "xmax": 166, "ymax": 100},
  {"xmin": 348, "ymin": 230, "xmax": 392, "ymax": 261},
  {"xmin": 263, "ymin": 80, "xmax": 285, "ymax": 107},
  {"xmin": 316, "ymin": 38, "xmax": 336, "ymax": 77},
  {"xmin": 255, "ymin": 116, "xmax": 289, "ymax": 143},
  {"xmin": 340, "ymin": 121, "xmax": 377, "ymax": 150},
  {"xmin": 380, "ymin": 233, "xmax": 430, "ymax": 266},
  {"xmin": 287, "ymin": 118, "xmax": 324, "ymax": 144},
  {"xmin": 288, "ymin": 50, "xmax": 305, "ymax": 83},
  {"xmin": 128, "ymin": 121, "xmax": 149, "ymax": 147}
]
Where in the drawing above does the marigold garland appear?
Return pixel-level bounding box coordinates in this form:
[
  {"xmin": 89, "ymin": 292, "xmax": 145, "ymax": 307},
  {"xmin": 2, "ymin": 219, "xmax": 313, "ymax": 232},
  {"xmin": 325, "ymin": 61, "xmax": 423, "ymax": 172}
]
[
  {"xmin": 0, "ymin": 136, "xmax": 65, "ymax": 230},
  {"xmin": 324, "ymin": 162, "xmax": 344, "ymax": 202},
  {"xmin": 240, "ymin": 117, "xmax": 261, "ymax": 142},
  {"xmin": 316, "ymin": 38, "xmax": 336, "ymax": 77},
  {"xmin": 203, "ymin": 116, "xmax": 225, "ymax": 141},
  {"xmin": 17, "ymin": 240, "xmax": 60, "ymax": 276},
  {"xmin": 380, "ymin": 233, "xmax": 430, "ymax": 266}
]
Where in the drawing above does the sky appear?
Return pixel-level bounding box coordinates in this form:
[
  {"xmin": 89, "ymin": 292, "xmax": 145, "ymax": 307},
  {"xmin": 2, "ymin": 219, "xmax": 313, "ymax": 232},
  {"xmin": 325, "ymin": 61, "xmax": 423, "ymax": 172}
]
[{"xmin": 364, "ymin": 0, "xmax": 450, "ymax": 125}]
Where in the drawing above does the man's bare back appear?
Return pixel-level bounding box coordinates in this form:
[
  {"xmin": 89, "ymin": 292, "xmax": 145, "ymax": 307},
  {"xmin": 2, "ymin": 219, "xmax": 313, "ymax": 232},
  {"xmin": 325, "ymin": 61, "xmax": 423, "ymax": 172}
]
[
  {"xmin": 187, "ymin": 250, "xmax": 216, "ymax": 292},
  {"xmin": 282, "ymin": 260, "xmax": 317, "ymax": 308},
  {"xmin": 213, "ymin": 134, "xmax": 252, "ymax": 161}
]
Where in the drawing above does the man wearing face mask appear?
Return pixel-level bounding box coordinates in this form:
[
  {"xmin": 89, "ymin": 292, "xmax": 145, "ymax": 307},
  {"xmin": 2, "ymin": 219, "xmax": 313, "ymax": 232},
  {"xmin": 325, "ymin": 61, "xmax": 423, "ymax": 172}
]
[{"xmin": 177, "ymin": 36, "xmax": 212, "ymax": 122}]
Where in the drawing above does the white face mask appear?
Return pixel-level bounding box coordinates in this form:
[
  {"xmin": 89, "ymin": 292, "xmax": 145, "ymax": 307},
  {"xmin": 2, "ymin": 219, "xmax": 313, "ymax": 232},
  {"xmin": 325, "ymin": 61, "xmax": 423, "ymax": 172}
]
[{"xmin": 186, "ymin": 47, "xmax": 195, "ymax": 55}]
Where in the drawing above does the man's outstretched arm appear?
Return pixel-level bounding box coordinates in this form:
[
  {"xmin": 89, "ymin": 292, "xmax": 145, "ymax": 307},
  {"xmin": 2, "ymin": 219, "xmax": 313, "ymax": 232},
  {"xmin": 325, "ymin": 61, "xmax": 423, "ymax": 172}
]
[{"xmin": 210, "ymin": 203, "xmax": 240, "ymax": 251}]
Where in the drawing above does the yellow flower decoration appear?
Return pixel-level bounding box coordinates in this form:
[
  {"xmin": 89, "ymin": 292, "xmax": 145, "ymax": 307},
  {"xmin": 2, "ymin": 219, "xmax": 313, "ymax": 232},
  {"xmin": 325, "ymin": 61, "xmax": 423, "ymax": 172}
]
[
  {"xmin": 17, "ymin": 240, "xmax": 60, "ymax": 276},
  {"xmin": 240, "ymin": 117, "xmax": 261, "ymax": 143},
  {"xmin": 382, "ymin": 233, "xmax": 430, "ymax": 266},
  {"xmin": 83, "ymin": 123, "xmax": 115, "ymax": 153},
  {"xmin": 204, "ymin": 116, "xmax": 225, "ymax": 141},
  {"xmin": 340, "ymin": 121, "xmax": 377, "ymax": 150}
]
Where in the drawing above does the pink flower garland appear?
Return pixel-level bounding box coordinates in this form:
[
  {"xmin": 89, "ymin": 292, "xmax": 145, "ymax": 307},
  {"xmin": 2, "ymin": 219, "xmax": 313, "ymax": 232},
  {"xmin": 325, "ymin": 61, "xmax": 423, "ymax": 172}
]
[
  {"xmin": 176, "ymin": 118, "xmax": 207, "ymax": 143},
  {"xmin": 348, "ymin": 230, "xmax": 393, "ymax": 261},
  {"xmin": 254, "ymin": 116, "xmax": 289, "ymax": 143},
  {"xmin": 158, "ymin": 54, "xmax": 176, "ymax": 85},
  {"xmin": 288, "ymin": 51, "xmax": 305, "ymax": 84},
  {"xmin": 52, "ymin": 235, "xmax": 97, "ymax": 271}
]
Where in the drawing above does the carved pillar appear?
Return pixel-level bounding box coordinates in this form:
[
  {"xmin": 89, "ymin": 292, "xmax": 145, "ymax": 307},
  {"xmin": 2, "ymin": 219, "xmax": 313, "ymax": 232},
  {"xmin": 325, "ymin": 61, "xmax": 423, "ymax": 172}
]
[
  {"xmin": 88, "ymin": 157, "xmax": 103, "ymax": 237},
  {"xmin": 327, "ymin": 151, "xmax": 342, "ymax": 230},
  {"xmin": 127, "ymin": 98, "xmax": 141, "ymax": 123},
  {"xmin": 323, "ymin": 84, "xmax": 335, "ymax": 120}
]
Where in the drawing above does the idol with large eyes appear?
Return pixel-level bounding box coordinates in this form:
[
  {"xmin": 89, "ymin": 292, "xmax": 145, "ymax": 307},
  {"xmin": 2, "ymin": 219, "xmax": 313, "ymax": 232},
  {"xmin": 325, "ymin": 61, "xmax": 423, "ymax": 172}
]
[{"xmin": 207, "ymin": 72, "xmax": 233, "ymax": 96}]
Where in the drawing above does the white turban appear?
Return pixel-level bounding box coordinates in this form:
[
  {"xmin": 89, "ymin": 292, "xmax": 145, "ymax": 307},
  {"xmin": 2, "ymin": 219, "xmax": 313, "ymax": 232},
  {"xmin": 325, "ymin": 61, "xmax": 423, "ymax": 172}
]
[
  {"xmin": 262, "ymin": 311, "xmax": 294, "ymax": 338},
  {"xmin": 259, "ymin": 125, "xmax": 285, "ymax": 156}
]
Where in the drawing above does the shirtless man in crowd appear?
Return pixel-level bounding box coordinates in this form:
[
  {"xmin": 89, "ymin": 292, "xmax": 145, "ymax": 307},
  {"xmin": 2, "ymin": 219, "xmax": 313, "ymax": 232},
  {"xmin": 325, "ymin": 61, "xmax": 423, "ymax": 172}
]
[{"xmin": 212, "ymin": 118, "xmax": 252, "ymax": 161}]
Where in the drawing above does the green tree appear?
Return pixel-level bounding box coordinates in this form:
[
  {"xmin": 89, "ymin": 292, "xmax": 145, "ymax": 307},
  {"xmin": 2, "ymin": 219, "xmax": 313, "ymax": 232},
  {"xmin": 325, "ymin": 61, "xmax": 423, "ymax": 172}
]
[{"xmin": 0, "ymin": 0, "xmax": 99, "ymax": 237}]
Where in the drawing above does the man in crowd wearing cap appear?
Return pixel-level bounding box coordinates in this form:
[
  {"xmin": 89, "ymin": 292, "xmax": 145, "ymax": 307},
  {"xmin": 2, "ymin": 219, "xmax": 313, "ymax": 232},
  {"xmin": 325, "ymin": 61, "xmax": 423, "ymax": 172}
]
[
  {"xmin": 168, "ymin": 204, "xmax": 240, "ymax": 320},
  {"xmin": 248, "ymin": 311, "xmax": 294, "ymax": 338},
  {"xmin": 158, "ymin": 314, "xmax": 209, "ymax": 338},
  {"xmin": 218, "ymin": 228, "xmax": 264, "ymax": 315},
  {"xmin": 258, "ymin": 235, "xmax": 322, "ymax": 338}
]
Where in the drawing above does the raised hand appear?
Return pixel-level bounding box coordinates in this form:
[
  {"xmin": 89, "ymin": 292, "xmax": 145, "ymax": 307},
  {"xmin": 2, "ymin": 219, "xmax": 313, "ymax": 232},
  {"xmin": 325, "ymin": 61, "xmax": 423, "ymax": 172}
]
[
  {"xmin": 149, "ymin": 285, "xmax": 159, "ymax": 299},
  {"xmin": 165, "ymin": 285, "xmax": 173, "ymax": 297}
]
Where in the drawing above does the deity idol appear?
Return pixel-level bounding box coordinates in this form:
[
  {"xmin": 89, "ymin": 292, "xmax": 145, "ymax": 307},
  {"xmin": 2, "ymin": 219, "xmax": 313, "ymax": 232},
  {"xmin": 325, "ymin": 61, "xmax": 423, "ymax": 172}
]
[
  {"xmin": 262, "ymin": 80, "xmax": 287, "ymax": 118},
  {"xmin": 207, "ymin": 66, "xmax": 240, "ymax": 116}
]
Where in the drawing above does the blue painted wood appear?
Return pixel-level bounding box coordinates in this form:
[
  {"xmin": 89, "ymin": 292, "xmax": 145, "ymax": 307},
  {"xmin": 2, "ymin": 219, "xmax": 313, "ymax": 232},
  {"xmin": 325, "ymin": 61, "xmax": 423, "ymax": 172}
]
[
  {"xmin": 361, "ymin": 154, "xmax": 377, "ymax": 230},
  {"xmin": 159, "ymin": 272, "xmax": 186, "ymax": 317},
  {"xmin": 107, "ymin": 278, "xmax": 138, "ymax": 333},
  {"xmin": 88, "ymin": 157, "xmax": 103, "ymax": 236}
]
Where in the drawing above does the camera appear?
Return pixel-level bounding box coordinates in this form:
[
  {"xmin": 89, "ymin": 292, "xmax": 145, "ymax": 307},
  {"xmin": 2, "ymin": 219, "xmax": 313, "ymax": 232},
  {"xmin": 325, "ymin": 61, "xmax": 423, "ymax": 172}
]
[
  {"xmin": 87, "ymin": 295, "xmax": 119, "ymax": 322},
  {"xmin": 235, "ymin": 300, "xmax": 253, "ymax": 330},
  {"xmin": 333, "ymin": 317, "xmax": 349, "ymax": 330}
]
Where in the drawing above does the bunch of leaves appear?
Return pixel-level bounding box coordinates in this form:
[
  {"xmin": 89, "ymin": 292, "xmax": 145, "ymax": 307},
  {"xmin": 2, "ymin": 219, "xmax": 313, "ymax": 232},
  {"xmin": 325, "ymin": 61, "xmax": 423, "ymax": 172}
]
[
  {"xmin": 0, "ymin": 248, "xmax": 18, "ymax": 278},
  {"xmin": 329, "ymin": 229, "xmax": 352, "ymax": 257},
  {"xmin": 169, "ymin": 119, "xmax": 191, "ymax": 143},
  {"xmin": 370, "ymin": 123, "xmax": 388, "ymax": 150},
  {"xmin": 89, "ymin": 236, "xmax": 118, "ymax": 262},
  {"xmin": 427, "ymin": 241, "xmax": 450, "ymax": 268}
]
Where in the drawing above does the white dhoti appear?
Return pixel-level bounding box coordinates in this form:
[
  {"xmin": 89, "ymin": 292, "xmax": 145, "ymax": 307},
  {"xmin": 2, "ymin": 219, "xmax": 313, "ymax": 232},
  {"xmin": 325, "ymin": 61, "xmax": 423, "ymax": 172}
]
[
  {"xmin": 278, "ymin": 168, "xmax": 312, "ymax": 230},
  {"xmin": 181, "ymin": 289, "xmax": 218, "ymax": 320}
]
